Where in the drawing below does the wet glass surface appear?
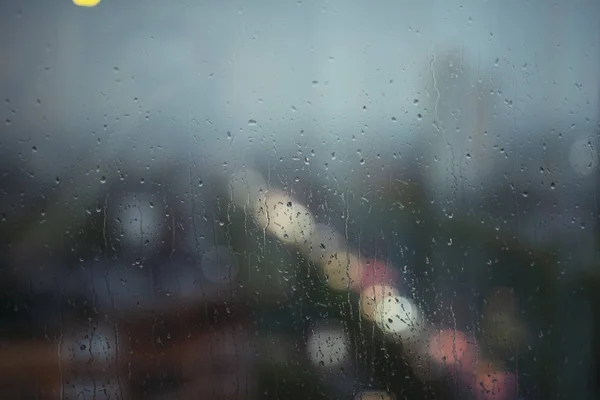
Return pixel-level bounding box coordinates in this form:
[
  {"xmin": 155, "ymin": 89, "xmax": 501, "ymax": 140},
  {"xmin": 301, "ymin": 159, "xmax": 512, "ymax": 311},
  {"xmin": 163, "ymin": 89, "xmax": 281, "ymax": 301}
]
[{"xmin": 0, "ymin": 1, "xmax": 599, "ymax": 399}]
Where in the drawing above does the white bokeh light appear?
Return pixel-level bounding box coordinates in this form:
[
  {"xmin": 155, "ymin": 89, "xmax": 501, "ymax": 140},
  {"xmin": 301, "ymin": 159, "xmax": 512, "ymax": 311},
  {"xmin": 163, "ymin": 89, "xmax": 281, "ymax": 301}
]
[
  {"xmin": 360, "ymin": 285, "xmax": 400, "ymax": 322},
  {"xmin": 307, "ymin": 320, "xmax": 349, "ymax": 368},
  {"xmin": 299, "ymin": 223, "xmax": 347, "ymax": 264},
  {"xmin": 355, "ymin": 391, "xmax": 396, "ymax": 400},
  {"xmin": 373, "ymin": 295, "xmax": 421, "ymax": 341},
  {"xmin": 253, "ymin": 190, "xmax": 316, "ymax": 245},
  {"xmin": 109, "ymin": 192, "xmax": 164, "ymax": 254},
  {"xmin": 322, "ymin": 252, "xmax": 363, "ymax": 292}
]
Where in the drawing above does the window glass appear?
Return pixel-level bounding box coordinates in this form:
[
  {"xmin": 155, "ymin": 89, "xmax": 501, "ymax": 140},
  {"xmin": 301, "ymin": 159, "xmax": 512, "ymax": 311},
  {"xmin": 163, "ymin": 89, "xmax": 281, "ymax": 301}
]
[{"xmin": 1, "ymin": 1, "xmax": 598, "ymax": 399}]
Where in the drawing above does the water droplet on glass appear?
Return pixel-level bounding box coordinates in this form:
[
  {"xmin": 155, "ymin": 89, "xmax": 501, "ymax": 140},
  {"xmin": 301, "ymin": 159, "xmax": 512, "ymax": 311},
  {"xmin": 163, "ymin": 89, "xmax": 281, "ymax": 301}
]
[
  {"xmin": 31, "ymin": 146, "xmax": 37, "ymax": 152},
  {"xmin": 248, "ymin": 119, "xmax": 257, "ymax": 126},
  {"xmin": 100, "ymin": 176, "xmax": 106, "ymax": 184}
]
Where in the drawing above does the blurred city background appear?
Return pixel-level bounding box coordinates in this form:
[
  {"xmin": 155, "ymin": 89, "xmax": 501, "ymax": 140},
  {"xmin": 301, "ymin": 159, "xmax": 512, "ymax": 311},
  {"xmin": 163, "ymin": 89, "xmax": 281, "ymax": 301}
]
[{"xmin": 0, "ymin": 0, "xmax": 599, "ymax": 399}]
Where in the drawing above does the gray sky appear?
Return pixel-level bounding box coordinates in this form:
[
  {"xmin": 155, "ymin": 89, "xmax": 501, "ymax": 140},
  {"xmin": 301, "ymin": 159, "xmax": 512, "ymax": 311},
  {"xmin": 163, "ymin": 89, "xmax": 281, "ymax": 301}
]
[{"xmin": 0, "ymin": 0, "xmax": 598, "ymax": 188}]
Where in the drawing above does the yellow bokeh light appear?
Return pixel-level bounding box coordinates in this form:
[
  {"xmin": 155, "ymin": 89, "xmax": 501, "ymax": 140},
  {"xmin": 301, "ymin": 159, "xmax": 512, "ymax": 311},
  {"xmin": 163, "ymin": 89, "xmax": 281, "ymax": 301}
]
[{"xmin": 73, "ymin": 0, "xmax": 101, "ymax": 7}]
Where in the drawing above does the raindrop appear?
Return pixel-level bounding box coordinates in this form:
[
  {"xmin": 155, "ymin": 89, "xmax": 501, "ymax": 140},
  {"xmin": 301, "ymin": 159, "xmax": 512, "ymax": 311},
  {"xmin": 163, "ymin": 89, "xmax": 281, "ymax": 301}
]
[
  {"xmin": 31, "ymin": 146, "xmax": 37, "ymax": 152},
  {"xmin": 100, "ymin": 176, "xmax": 106, "ymax": 184},
  {"xmin": 248, "ymin": 119, "xmax": 257, "ymax": 126}
]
